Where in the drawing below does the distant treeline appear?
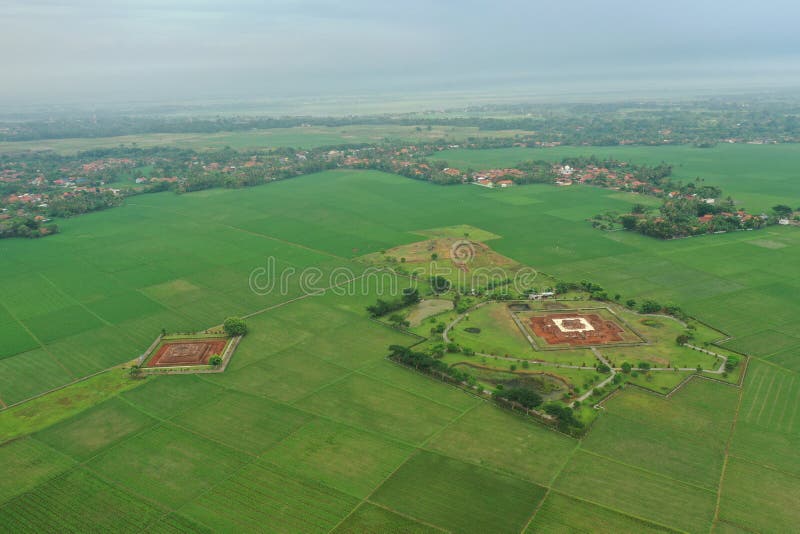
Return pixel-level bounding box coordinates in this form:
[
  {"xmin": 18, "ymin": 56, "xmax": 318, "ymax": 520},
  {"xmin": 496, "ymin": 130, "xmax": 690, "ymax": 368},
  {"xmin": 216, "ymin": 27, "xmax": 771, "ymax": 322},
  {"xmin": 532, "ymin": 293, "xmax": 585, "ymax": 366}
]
[{"xmin": 3, "ymin": 98, "xmax": 800, "ymax": 145}]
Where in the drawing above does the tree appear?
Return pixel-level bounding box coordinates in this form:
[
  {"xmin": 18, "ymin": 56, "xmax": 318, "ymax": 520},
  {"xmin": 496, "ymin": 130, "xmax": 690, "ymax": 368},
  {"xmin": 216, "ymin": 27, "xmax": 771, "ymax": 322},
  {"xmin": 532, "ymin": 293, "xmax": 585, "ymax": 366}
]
[
  {"xmin": 429, "ymin": 275, "xmax": 451, "ymax": 294},
  {"xmin": 493, "ymin": 387, "xmax": 542, "ymax": 409},
  {"xmin": 639, "ymin": 300, "xmax": 661, "ymax": 314},
  {"xmin": 676, "ymin": 334, "xmax": 690, "ymax": 346},
  {"xmin": 637, "ymin": 362, "xmax": 651, "ymax": 372},
  {"xmin": 129, "ymin": 365, "xmax": 143, "ymax": 379},
  {"xmin": 401, "ymin": 287, "xmax": 420, "ymax": 306},
  {"xmin": 596, "ymin": 363, "xmax": 611, "ymax": 374},
  {"xmin": 625, "ymin": 299, "xmax": 636, "ymax": 309},
  {"xmin": 620, "ymin": 362, "xmax": 632, "ymax": 374},
  {"xmin": 209, "ymin": 354, "xmax": 223, "ymax": 366},
  {"xmin": 388, "ymin": 314, "xmax": 409, "ymax": 328},
  {"xmin": 772, "ymin": 204, "xmax": 793, "ymax": 218},
  {"xmin": 223, "ymin": 316, "xmax": 248, "ymax": 336}
]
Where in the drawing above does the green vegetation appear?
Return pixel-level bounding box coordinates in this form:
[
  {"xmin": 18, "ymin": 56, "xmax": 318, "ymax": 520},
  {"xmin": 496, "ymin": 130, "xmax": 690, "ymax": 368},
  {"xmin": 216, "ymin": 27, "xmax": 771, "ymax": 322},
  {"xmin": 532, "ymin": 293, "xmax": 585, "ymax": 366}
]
[
  {"xmin": 222, "ymin": 316, "xmax": 247, "ymax": 336},
  {"xmin": 371, "ymin": 451, "xmax": 547, "ymax": 534},
  {"xmin": 0, "ymin": 142, "xmax": 798, "ymax": 532}
]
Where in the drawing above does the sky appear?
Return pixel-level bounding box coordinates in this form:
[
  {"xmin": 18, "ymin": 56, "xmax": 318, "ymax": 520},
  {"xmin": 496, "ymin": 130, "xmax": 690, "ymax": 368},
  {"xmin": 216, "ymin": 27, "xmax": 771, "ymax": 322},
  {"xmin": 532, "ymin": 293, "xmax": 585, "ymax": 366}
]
[{"xmin": 1, "ymin": 0, "xmax": 799, "ymax": 108}]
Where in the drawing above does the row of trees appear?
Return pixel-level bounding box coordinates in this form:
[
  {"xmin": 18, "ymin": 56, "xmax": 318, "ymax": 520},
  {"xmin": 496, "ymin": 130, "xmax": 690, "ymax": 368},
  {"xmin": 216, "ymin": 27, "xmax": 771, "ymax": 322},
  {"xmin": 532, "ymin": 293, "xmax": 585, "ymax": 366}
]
[{"xmin": 366, "ymin": 288, "xmax": 421, "ymax": 318}]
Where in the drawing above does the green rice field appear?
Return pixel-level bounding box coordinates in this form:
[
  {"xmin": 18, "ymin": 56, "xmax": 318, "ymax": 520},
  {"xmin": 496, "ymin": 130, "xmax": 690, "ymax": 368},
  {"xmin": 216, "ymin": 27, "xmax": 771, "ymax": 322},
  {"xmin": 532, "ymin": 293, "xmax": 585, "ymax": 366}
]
[{"xmin": 1, "ymin": 142, "xmax": 799, "ymax": 532}]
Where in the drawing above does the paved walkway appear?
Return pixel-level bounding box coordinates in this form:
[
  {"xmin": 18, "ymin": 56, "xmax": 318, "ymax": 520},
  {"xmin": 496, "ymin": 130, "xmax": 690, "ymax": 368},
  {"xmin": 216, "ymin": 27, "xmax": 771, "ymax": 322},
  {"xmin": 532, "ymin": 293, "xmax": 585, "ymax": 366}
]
[{"xmin": 442, "ymin": 304, "xmax": 732, "ymax": 408}]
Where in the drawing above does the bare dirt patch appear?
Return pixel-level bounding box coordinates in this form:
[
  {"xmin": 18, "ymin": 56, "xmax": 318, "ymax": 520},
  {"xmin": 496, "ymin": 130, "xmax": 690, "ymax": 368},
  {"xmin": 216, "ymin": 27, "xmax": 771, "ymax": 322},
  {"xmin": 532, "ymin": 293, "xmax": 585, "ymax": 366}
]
[
  {"xmin": 147, "ymin": 339, "xmax": 227, "ymax": 367},
  {"xmin": 529, "ymin": 313, "xmax": 625, "ymax": 346},
  {"xmin": 406, "ymin": 299, "xmax": 452, "ymax": 327}
]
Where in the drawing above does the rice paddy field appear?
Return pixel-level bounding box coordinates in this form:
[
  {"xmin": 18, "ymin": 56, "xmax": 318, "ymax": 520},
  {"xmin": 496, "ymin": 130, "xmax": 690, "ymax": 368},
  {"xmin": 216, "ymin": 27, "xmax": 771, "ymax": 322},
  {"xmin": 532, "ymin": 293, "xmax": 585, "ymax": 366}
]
[
  {"xmin": 0, "ymin": 125, "xmax": 527, "ymax": 155},
  {"xmin": 429, "ymin": 143, "xmax": 800, "ymax": 215},
  {"xmin": 1, "ymin": 141, "xmax": 799, "ymax": 532}
]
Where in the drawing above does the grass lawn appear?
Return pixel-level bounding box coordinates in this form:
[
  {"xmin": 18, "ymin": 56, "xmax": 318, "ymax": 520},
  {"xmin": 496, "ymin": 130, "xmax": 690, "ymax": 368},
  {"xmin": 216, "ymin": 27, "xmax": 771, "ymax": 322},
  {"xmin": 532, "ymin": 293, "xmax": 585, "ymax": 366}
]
[{"xmin": 462, "ymin": 302, "xmax": 534, "ymax": 357}]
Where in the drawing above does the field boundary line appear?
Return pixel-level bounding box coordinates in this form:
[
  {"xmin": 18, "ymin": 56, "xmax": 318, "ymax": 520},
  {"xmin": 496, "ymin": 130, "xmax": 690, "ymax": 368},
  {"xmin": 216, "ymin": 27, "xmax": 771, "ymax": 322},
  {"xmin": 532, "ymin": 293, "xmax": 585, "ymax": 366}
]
[
  {"xmin": 326, "ymin": 449, "xmax": 425, "ymax": 534},
  {"xmin": 362, "ymin": 500, "xmax": 451, "ymax": 533},
  {"xmin": 520, "ymin": 439, "xmax": 582, "ymax": 533},
  {"xmin": 774, "ymin": 375, "xmax": 795, "ymax": 432},
  {"xmin": 0, "ymin": 416, "xmax": 182, "ymax": 519},
  {"xmin": 2, "ymin": 367, "xmax": 111, "ymax": 412},
  {"xmin": 0, "ymin": 299, "xmax": 76, "ymax": 384},
  {"xmin": 287, "ymin": 356, "xmax": 382, "ymax": 406},
  {"xmin": 711, "ymin": 371, "xmax": 746, "ymax": 532},
  {"xmin": 2, "ymin": 273, "xmax": 363, "ymax": 411},
  {"xmin": 714, "ymin": 519, "xmax": 759, "ymax": 534},
  {"xmin": 37, "ymin": 272, "xmax": 114, "ymax": 328},
  {"xmin": 225, "ymin": 223, "xmax": 349, "ymax": 261},
  {"xmin": 327, "ymin": 402, "xmax": 481, "ymax": 534},
  {"xmin": 163, "ymin": 417, "xmax": 321, "ymax": 530},
  {"xmin": 578, "ymin": 449, "xmax": 717, "ymax": 494},
  {"xmin": 726, "ymin": 454, "xmax": 800, "ymax": 482},
  {"xmin": 546, "ymin": 488, "xmax": 686, "ymax": 534},
  {"xmin": 190, "ymin": 373, "xmax": 425, "ymax": 450},
  {"xmin": 353, "ymin": 366, "xmax": 477, "ymax": 413},
  {"xmin": 241, "ymin": 273, "xmax": 367, "ymax": 320}
]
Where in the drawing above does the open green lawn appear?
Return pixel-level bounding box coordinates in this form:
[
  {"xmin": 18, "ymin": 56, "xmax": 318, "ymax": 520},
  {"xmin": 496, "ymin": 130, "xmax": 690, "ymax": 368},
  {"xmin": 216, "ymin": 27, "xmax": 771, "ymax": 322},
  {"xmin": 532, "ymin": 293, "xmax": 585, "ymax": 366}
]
[
  {"xmin": 461, "ymin": 302, "xmax": 535, "ymax": 357},
  {"xmin": 1, "ymin": 155, "xmax": 799, "ymax": 532}
]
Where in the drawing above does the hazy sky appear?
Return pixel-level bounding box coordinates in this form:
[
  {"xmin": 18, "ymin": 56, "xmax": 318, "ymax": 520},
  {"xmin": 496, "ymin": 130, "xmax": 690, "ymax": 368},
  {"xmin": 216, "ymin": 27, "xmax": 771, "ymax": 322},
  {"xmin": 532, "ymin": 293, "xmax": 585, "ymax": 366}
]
[{"xmin": 2, "ymin": 0, "xmax": 799, "ymax": 107}]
